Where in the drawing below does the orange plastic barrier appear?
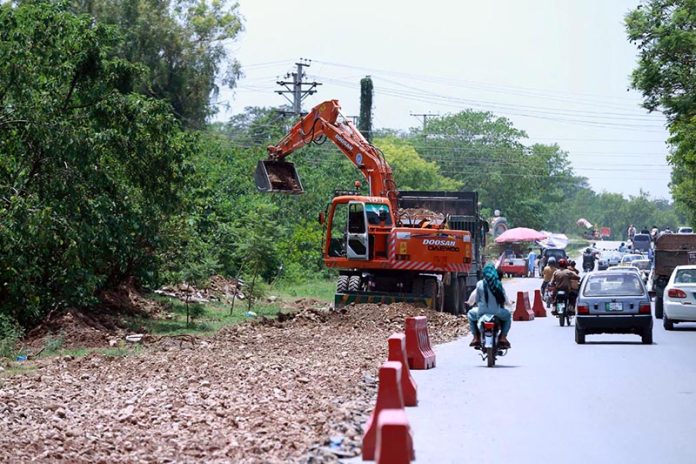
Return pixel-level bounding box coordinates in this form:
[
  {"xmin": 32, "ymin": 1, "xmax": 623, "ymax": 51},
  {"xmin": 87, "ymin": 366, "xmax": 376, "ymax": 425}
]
[
  {"xmin": 404, "ymin": 316, "xmax": 436, "ymax": 370},
  {"xmin": 375, "ymin": 408, "xmax": 415, "ymax": 464},
  {"xmin": 362, "ymin": 361, "xmax": 405, "ymax": 461},
  {"xmin": 387, "ymin": 333, "xmax": 418, "ymax": 407},
  {"xmin": 512, "ymin": 291, "xmax": 535, "ymax": 321},
  {"xmin": 532, "ymin": 289, "xmax": 547, "ymax": 317}
]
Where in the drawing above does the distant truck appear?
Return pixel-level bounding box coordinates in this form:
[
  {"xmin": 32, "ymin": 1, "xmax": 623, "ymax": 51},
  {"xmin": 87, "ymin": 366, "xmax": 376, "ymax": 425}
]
[{"xmin": 651, "ymin": 233, "xmax": 696, "ymax": 319}]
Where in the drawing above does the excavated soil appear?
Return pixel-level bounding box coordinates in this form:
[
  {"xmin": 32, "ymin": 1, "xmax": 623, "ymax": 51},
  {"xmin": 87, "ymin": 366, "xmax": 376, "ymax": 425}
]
[{"xmin": 0, "ymin": 303, "xmax": 468, "ymax": 463}]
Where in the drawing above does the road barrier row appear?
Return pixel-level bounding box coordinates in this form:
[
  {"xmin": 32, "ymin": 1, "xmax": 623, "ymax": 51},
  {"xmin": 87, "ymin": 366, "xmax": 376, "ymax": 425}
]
[{"xmin": 362, "ymin": 316, "xmax": 434, "ymax": 462}]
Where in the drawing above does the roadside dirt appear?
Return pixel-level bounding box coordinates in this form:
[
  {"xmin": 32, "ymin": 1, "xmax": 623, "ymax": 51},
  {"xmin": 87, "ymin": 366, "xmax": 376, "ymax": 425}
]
[{"xmin": 0, "ymin": 302, "xmax": 468, "ymax": 463}]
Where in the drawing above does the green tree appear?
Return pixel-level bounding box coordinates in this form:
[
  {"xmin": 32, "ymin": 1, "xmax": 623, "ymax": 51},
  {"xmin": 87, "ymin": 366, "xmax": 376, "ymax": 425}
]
[
  {"xmin": 626, "ymin": 0, "xmax": 696, "ymax": 224},
  {"xmin": 74, "ymin": 0, "xmax": 244, "ymax": 128},
  {"xmin": 375, "ymin": 136, "xmax": 461, "ymax": 191},
  {"xmin": 0, "ymin": 2, "xmax": 191, "ymax": 327}
]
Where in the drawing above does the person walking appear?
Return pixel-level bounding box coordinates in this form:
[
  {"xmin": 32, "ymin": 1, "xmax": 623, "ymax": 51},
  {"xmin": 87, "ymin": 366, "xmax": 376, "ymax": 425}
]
[
  {"xmin": 628, "ymin": 224, "xmax": 636, "ymax": 241},
  {"xmin": 527, "ymin": 248, "xmax": 537, "ymax": 277}
]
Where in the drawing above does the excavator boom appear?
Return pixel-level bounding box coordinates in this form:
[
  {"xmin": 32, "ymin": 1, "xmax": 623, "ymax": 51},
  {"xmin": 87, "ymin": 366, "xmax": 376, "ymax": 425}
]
[{"xmin": 256, "ymin": 100, "xmax": 399, "ymax": 211}]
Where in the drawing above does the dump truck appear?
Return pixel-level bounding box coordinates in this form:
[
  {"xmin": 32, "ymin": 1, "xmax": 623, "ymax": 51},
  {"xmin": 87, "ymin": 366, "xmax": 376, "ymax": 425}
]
[
  {"xmin": 255, "ymin": 99, "xmax": 475, "ymax": 314},
  {"xmin": 651, "ymin": 233, "xmax": 696, "ymax": 319}
]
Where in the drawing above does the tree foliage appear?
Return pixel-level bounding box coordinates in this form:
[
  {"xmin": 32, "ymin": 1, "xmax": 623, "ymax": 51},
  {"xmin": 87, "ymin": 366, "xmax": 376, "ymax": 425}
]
[
  {"xmin": 626, "ymin": 0, "xmax": 696, "ymax": 224},
  {"xmin": 0, "ymin": 1, "xmax": 192, "ymax": 327},
  {"xmin": 73, "ymin": 0, "xmax": 244, "ymax": 128}
]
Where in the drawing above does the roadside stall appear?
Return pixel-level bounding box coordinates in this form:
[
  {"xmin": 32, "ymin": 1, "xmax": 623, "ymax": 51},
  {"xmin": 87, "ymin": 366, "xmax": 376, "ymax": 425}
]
[{"xmin": 494, "ymin": 228, "xmax": 549, "ymax": 277}]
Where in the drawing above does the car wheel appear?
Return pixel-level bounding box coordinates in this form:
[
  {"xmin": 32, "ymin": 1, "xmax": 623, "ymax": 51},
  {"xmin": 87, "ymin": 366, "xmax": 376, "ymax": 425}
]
[
  {"xmin": 654, "ymin": 296, "xmax": 664, "ymax": 319},
  {"xmin": 663, "ymin": 313, "xmax": 674, "ymax": 331},
  {"xmin": 641, "ymin": 327, "xmax": 653, "ymax": 344},
  {"xmin": 575, "ymin": 326, "xmax": 585, "ymax": 344}
]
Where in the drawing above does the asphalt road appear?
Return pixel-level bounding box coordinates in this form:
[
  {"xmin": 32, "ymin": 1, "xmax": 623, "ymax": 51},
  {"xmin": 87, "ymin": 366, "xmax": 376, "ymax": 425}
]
[{"xmin": 404, "ymin": 276, "xmax": 696, "ymax": 464}]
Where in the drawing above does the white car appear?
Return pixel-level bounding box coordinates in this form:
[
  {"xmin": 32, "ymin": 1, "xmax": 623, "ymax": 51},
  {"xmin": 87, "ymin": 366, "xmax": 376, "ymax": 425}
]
[
  {"xmin": 620, "ymin": 254, "xmax": 644, "ymax": 265},
  {"xmin": 663, "ymin": 265, "xmax": 696, "ymax": 330},
  {"xmin": 677, "ymin": 227, "xmax": 693, "ymax": 234}
]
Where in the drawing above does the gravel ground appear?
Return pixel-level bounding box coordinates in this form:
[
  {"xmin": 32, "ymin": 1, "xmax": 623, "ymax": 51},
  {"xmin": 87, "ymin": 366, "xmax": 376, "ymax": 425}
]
[{"xmin": 0, "ymin": 303, "xmax": 468, "ymax": 463}]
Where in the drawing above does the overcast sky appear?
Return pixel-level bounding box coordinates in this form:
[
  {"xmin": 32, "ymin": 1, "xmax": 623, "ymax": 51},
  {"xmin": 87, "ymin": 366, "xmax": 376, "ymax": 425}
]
[{"xmin": 215, "ymin": 0, "xmax": 672, "ymax": 200}]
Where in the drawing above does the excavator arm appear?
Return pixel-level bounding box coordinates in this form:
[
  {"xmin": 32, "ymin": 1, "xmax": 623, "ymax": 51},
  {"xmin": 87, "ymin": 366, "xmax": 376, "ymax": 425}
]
[{"xmin": 261, "ymin": 100, "xmax": 399, "ymax": 210}]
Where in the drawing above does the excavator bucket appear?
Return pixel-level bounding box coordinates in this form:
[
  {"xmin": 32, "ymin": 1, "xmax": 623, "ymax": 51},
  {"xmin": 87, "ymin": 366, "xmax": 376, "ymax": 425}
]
[{"xmin": 254, "ymin": 160, "xmax": 304, "ymax": 194}]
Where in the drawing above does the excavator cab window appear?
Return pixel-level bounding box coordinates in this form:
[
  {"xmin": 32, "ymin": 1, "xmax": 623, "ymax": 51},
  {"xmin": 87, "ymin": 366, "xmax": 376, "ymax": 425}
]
[{"xmin": 365, "ymin": 203, "xmax": 392, "ymax": 226}]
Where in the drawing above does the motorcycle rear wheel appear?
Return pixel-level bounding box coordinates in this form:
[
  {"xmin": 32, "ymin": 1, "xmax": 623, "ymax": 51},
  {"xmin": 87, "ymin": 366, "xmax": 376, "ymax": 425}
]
[{"xmin": 486, "ymin": 347, "xmax": 495, "ymax": 367}]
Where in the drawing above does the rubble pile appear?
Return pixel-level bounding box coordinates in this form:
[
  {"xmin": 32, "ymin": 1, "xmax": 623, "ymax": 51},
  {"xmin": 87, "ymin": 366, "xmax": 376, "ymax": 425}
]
[{"xmin": 0, "ymin": 303, "xmax": 468, "ymax": 463}]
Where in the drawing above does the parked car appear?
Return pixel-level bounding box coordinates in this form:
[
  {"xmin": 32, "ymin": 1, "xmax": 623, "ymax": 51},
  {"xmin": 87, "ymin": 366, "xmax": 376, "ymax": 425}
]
[
  {"xmin": 662, "ymin": 265, "xmax": 696, "ymax": 330},
  {"xmin": 575, "ymin": 269, "xmax": 653, "ymax": 344},
  {"xmin": 677, "ymin": 227, "xmax": 693, "ymax": 234},
  {"xmin": 597, "ymin": 250, "xmax": 622, "ymax": 270},
  {"xmin": 631, "ymin": 233, "xmax": 652, "ymax": 252}
]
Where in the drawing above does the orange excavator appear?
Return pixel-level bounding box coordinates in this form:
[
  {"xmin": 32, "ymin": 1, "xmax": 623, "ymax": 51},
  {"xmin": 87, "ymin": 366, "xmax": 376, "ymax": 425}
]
[{"xmin": 255, "ymin": 99, "xmax": 478, "ymax": 313}]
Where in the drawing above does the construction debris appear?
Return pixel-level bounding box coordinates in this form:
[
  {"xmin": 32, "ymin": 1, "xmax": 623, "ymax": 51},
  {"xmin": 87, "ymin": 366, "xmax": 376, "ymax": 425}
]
[{"xmin": 0, "ymin": 302, "xmax": 468, "ymax": 463}]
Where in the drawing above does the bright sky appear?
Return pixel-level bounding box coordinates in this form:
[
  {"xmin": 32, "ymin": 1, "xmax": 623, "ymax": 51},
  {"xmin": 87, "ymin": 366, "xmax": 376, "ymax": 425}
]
[{"xmin": 215, "ymin": 0, "xmax": 672, "ymax": 200}]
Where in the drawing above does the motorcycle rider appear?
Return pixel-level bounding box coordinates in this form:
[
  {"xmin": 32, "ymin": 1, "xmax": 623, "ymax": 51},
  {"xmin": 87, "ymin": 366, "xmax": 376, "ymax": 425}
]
[
  {"xmin": 582, "ymin": 247, "xmax": 596, "ymax": 272},
  {"xmin": 468, "ymin": 263, "xmax": 512, "ymax": 349},
  {"xmin": 541, "ymin": 257, "xmax": 557, "ymax": 296},
  {"xmin": 551, "ymin": 259, "xmax": 580, "ymax": 314}
]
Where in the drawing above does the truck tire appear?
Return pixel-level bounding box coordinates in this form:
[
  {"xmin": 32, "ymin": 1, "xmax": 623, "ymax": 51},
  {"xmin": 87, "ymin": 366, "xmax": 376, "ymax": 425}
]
[
  {"xmin": 443, "ymin": 277, "xmax": 460, "ymax": 315},
  {"xmin": 457, "ymin": 276, "xmax": 468, "ymax": 315},
  {"xmin": 336, "ymin": 275, "xmax": 349, "ymax": 293},
  {"xmin": 424, "ymin": 278, "xmax": 443, "ymax": 311},
  {"xmin": 348, "ymin": 275, "xmax": 361, "ymax": 293},
  {"xmin": 655, "ymin": 295, "xmax": 664, "ymax": 319}
]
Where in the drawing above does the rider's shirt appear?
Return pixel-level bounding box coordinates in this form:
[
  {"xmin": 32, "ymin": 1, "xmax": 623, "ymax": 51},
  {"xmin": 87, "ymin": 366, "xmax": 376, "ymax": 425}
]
[
  {"xmin": 542, "ymin": 265, "xmax": 555, "ymax": 282},
  {"xmin": 475, "ymin": 280, "xmax": 507, "ymax": 317},
  {"xmin": 552, "ymin": 269, "xmax": 580, "ymax": 291}
]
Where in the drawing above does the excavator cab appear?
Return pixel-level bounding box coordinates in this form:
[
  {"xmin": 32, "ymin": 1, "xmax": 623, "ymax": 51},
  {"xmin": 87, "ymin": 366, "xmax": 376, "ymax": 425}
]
[{"xmin": 254, "ymin": 160, "xmax": 304, "ymax": 194}]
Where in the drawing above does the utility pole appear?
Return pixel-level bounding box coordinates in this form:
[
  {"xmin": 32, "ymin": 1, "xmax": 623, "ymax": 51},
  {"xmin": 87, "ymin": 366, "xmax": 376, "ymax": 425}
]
[
  {"xmin": 276, "ymin": 58, "xmax": 322, "ymax": 116},
  {"xmin": 410, "ymin": 112, "xmax": 438, "ymax": 132}
]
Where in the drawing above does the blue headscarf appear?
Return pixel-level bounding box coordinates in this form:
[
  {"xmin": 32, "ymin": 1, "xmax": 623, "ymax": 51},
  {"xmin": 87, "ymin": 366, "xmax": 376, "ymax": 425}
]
[{"xmin": 482, "ymin": 263, "xmax": 506, "ymax": 307}]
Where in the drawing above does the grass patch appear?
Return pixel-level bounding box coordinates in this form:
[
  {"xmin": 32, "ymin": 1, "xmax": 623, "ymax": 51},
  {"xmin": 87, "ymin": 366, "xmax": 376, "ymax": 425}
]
[
  {"xmin": 131, "ymin": 294, "xmax": 282, "ymax": 337},
  {"xmin": 272, "ymin": 279, "xmax": 336, "ymax": 302}
]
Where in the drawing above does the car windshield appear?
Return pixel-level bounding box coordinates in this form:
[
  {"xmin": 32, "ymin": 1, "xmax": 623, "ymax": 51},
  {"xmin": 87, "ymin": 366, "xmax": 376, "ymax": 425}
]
[
  {"xmin": 622, "ymin": 255, "xmax": 641, "ymax": 262},
  {"xmin": 584, "ymin": 274, "xmax": 645, "ymax": 297},
  {"xmin": 632, "ymin": 260, "xmax": 650, "ymax": 270},
  {"xmin": 633, "ymin": 235, "xmax": 650, "ymax": 242},
  {"xmin": 674, "ymin": 270, "xmax": 696, "ymax": 284}
]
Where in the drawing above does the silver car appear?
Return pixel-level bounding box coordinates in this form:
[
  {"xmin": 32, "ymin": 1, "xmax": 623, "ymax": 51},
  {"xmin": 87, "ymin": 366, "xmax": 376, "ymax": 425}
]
[{"xmin": 575, "ymin": 269, "xmax": 653, "ymax": 344}]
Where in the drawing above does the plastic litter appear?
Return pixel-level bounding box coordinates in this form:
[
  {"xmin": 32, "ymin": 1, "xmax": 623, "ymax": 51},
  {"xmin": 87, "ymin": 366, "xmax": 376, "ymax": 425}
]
[{"xmin": 244, "ymin": 311, "xmax": 257, "ymax": 317}]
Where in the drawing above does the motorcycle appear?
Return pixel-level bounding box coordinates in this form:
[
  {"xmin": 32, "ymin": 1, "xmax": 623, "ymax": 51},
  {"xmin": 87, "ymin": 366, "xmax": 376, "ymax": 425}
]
[
  {"xmin": 543, "ymin": 282, "xmax": 555, "ymax": 308},
  {"xmin": 583, "ymin": 261, "xmax": 594, "ymax": 273},
  {"xmin": 554, "ymin": 290, "xmax": 573, "ymax": 327},
  {"xmin": 475, "ymin": 315, "xmax": 509, "ymax": 367}
]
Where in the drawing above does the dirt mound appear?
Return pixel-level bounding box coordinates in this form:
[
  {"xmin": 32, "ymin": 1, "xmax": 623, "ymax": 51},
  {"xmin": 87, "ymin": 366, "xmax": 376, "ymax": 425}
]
[
  {"xmin": 24, "ymin": 282, "xmax": 170, "ymax": 352},
  {"xmin": 1, "ymin": 302, "xmax": 469, "ymax": 463}
]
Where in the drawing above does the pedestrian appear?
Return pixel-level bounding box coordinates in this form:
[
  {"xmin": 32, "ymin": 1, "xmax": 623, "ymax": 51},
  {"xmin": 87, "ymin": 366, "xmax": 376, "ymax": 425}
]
[
  {"xmin": 628, "ymin": 224, "xmax": 636, "ymax": 241},
  {"xmin": 527, "ymin": 247, "xmax": 537, "ymax": 277}
]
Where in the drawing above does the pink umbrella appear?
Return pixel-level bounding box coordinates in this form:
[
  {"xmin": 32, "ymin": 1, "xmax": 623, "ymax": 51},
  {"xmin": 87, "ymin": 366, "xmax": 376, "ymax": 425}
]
[{"xmin": 495, "ymin": 227, "xmax": 548, "ymax": 243}]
